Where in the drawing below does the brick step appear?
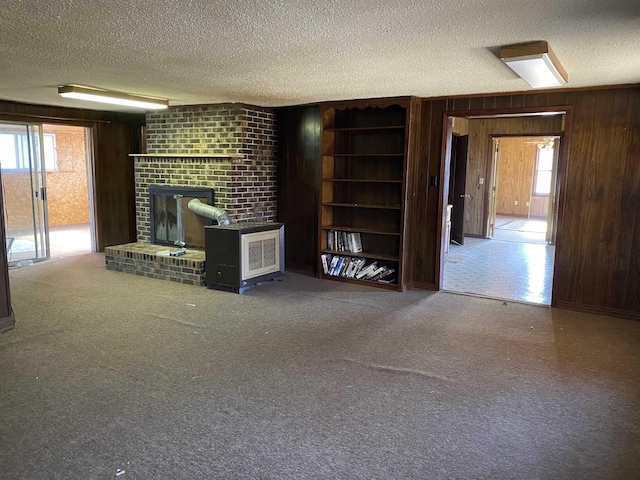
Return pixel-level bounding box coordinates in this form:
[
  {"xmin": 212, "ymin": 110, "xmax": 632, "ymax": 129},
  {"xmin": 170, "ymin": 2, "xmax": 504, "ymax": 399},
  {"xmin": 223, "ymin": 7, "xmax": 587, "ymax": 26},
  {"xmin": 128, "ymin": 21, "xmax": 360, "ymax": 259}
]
[{"xmin": 105, "ymin": 242, "xmax": 205, "ymax": 286}]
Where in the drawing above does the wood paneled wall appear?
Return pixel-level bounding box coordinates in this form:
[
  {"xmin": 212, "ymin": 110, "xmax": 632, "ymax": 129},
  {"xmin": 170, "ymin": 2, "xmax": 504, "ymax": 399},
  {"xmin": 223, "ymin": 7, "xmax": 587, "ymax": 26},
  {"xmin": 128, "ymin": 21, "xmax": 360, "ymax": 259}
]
[
  {"xmin": 0, "ymin": 100, "xmax": 145, "ymax": 251},
  {"xmin": 410, "ymin": 86, "xmax": 640, "ymax": 318},
  {"xmin": 529, "ymin": 195, "xmax": 549, "ymax": 218},
  {"xmin": 465, "ymin": 117, "xmax": 563, "ymax": 235},
  {"xmin": 495, "ymin": 137, "xmax": 545, "ymax": 217},
  {"xmin": 276, "ymin": 105, "xmax": 321, "ymax": 272},
  {"xmin": 0, "ymin": 169, "xmax": 15, "ymax": 332}
]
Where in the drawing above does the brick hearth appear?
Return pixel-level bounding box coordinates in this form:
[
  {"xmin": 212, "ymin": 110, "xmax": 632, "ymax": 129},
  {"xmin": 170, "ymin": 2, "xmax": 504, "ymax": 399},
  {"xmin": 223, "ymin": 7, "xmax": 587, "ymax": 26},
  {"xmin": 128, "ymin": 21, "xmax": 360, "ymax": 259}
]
[{"xmin": 105, "ymin": 243, "xmax": 205, "ymax": 285}]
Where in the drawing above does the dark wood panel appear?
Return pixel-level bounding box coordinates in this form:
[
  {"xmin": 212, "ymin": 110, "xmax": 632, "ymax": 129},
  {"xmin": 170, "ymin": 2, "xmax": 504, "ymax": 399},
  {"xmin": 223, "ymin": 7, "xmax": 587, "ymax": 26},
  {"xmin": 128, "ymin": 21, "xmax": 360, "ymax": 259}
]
[
  {"xmin": 401, "ymin": 97, "xmax": 423, "ymax": 287},
  {"xmin": 94, "ymin": 122, "xmax": 140, "ymax": 249},
  {"xmin": 552, "ymin": 91, "xmax": 596, "ymax": 304},
  {"xmin": 428, "ymin": 99, "xmax": 447, "ymax": 285},
  {"xmin": 276, "ymin": 105, "xmax": 321, "ymax": 272},
  {"xmin": 582, "ymin": 90, "xmax": 628, "ymax": 306},
  {"xmin": 615, "ymin": 89, "xmax": 640, "ymax": 312},
  {"xmin": 405, "ymin": 100, "xmax": 433, "ymax": 284},
  {"xmin": 494, "ymin": 95, "xmax": 512, "ymax": 109},
  {"xmin": 0, "ymin": 170, "xmax": 15, "ymax": 332}
]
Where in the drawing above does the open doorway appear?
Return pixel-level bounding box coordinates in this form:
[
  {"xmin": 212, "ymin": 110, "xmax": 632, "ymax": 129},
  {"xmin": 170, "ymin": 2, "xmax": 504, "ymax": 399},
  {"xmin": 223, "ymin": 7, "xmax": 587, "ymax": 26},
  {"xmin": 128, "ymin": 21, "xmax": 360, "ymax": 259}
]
[
  {"xmin": 41, "ymin": 124, "xmax": 95, "ymax": 259},
  {"xmin": 441, "ymin": 112, "xmax": 566, "ymax": 305},
  {"xmin": 1, "ymin": 122, "xmax": 95, "ymax": 265},
  {"xmin": 489, "ymin": 135, "xmax": 561, "ymax": 245}
]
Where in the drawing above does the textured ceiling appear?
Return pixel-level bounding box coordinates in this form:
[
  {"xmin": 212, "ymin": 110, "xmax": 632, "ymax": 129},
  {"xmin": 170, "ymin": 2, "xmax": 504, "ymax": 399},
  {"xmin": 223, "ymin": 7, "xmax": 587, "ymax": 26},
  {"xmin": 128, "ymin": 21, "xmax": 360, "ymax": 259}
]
[{"xmin": 1, "ymin": 0, "xmax": 639, "ymax": 112}]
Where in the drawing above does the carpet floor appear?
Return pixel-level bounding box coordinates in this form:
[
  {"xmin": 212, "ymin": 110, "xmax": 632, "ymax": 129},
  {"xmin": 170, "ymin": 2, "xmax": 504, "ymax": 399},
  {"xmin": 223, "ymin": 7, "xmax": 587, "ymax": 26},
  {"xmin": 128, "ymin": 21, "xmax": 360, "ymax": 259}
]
[{"xmin": 1, "ymin": 254, "xmax": 639, "ymax": 479}]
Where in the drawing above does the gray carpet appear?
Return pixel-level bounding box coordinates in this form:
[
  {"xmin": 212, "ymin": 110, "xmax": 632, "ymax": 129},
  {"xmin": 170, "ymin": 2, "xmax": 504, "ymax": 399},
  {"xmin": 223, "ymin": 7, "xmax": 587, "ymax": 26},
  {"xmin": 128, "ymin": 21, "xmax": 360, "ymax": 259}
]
[{"xmin": 1, "ymin": 254, "xmax": 639, "ymax": 479}]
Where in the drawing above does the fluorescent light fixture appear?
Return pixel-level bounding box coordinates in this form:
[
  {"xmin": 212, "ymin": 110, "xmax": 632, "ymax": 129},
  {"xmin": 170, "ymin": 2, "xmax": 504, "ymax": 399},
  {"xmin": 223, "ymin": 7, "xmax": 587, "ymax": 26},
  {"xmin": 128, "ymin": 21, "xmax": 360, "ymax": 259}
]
[
  {"xmin": 58, "ymin": 85, "xmax": 168, "ymax": 110},
  {"xmin": 499, "ymin": 41, "xmax": 568, "ymax": 88}
]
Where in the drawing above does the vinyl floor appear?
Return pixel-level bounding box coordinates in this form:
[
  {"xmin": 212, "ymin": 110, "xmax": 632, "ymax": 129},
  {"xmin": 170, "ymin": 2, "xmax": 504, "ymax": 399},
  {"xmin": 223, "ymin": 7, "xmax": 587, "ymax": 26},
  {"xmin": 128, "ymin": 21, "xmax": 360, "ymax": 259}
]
[{"xmin": 444, "ymin": 217, "xmax": 554, "ymax": 305}]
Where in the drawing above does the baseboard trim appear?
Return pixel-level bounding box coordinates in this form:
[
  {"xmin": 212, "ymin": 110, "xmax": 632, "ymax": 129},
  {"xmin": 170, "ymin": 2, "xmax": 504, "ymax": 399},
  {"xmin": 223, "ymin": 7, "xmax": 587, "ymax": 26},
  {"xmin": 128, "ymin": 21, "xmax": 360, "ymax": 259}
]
[
  {"xmin": 0, "ymin": 311, "xmax": 15, "ymax": 333},
  {"xmin": 555, "ymin": 301, "xmax": 640, "ymax": 321},
  {"xmin": 406, "ymin": 281, "xmax": 436, "ymax": 291}
]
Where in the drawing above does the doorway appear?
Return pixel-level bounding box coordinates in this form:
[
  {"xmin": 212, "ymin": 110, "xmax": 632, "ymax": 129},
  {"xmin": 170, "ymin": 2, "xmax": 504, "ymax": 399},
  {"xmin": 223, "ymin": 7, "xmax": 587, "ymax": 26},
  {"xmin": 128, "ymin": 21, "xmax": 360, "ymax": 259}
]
[
  {"xmin": 488, "ymin": 135, "xmax": 561, "ymax": 245},
  {"xmin": 440, "ymin": 112, "xmax": 566, "ymax": 306},
  {"xmin": 0, "ymin": 122, "xmax": 95, "ymax": 265}
]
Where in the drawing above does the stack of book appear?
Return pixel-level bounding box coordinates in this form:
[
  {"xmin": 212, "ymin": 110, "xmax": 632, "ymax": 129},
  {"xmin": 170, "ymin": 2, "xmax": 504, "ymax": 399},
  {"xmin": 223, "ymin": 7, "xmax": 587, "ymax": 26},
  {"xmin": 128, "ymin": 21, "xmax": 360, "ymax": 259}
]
[
  {"xmin": 326, "ymin": 230, "xmax": 362, "ymax": 253},
  {"xmin": 320, "ymin": 254, "xmax": 396, "ymax": 283}
]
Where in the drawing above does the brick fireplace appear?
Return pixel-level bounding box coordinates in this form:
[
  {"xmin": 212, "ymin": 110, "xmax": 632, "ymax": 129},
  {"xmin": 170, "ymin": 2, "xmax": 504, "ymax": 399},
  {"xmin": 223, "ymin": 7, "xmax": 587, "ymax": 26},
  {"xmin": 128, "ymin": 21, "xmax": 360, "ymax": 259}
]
[{"xmin": 105, "ymin": 104, "xmax": 278, "ymax": 285}]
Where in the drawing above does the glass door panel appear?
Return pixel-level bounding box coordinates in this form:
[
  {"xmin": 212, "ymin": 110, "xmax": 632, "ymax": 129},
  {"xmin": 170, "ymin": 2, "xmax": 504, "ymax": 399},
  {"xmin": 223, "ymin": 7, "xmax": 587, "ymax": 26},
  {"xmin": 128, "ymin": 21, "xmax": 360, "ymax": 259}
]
[{"xmin": 0, "ymin": 122, "xmax": 49, "ymax": 264}]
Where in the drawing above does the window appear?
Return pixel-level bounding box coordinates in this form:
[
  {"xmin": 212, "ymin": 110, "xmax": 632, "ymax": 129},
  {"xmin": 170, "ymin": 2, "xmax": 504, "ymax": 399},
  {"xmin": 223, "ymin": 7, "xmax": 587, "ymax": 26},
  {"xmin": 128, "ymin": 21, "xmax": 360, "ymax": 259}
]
[
  {"xmin": 0, "ymin": 133, "xmax": 58, "ymax": 172},
  {"xmin": 533, "ymin": 145, "xmax": 554, "ymax": 196}
]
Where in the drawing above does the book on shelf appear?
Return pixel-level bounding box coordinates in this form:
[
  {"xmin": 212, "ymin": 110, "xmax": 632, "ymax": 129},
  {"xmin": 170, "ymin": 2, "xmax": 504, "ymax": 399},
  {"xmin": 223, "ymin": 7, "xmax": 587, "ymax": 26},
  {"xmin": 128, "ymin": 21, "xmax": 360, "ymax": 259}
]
[
  {"xmin": 323, "ymin": 255, "xmax": 397, "ymax": 284},
  {"xmin": 321, "ymin": 254, "xmax": 332, "ymax": 275},
  {"xmin": 356, "ymin": 262, "xmax": 378, "ymax": 279},
  {"xmin": 326, "ymin": 229, "xmax": 364, "ymax": 254},
  {"xmin": 367, "ymin": 266, "xmax": 387, "ymax": 281},
  {"xmin": 378, "ymin": 268, "xmax": 397, "ymax": 283},
  {"xmin": 337, "ymin": 257, "xmax": 348, "ymax": 276},
  {"xmin": 328, "ymin": 255, "xmax": 340, "ymax": 275},
  {"xmin": 348, "ymin": 232, "xmax": 362, "ymax": 253},
  {"xmin": 375, "ymin": 268, "xmax": 396, "ymax": 282}
]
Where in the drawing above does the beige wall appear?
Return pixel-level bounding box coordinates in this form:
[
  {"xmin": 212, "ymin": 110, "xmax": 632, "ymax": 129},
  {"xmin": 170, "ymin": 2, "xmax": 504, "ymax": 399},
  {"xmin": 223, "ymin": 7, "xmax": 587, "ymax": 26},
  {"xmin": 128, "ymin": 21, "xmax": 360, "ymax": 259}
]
[{"xmin": 44, "ymin": 125, "xmax": 90, "ymax": 226}]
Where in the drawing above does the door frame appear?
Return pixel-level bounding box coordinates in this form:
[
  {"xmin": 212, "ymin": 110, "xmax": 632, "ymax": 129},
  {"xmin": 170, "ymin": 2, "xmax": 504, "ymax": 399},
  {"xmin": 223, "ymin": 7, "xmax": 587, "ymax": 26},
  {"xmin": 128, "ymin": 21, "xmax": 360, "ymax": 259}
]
[{"xmin": 436, "ymin": 106, "xmax": 573, "ymax": 307}]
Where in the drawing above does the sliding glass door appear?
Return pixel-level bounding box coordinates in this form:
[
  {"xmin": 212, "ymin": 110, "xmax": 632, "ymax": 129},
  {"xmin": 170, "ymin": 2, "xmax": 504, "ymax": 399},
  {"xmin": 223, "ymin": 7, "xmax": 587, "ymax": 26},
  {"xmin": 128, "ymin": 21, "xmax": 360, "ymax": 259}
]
[{"xmin": 0, "ymin": 122, "xmax": 49, "ymax": 264}]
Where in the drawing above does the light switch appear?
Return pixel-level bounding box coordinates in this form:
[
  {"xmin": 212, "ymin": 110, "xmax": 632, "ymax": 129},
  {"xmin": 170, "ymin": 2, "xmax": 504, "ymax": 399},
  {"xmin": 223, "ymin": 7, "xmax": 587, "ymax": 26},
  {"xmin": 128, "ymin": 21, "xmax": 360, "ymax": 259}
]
[{"xmin": 478, "ymin": 177, "xmax": 484, "ymax": 185}]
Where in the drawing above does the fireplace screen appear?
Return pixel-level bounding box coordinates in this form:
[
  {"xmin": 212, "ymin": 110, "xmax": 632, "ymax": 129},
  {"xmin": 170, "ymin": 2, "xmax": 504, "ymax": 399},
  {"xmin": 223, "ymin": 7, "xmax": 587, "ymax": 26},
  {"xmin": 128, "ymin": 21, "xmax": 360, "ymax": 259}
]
[{"xmin": 149, "ymin": 186, "xmax": 215, "ymax": 248}]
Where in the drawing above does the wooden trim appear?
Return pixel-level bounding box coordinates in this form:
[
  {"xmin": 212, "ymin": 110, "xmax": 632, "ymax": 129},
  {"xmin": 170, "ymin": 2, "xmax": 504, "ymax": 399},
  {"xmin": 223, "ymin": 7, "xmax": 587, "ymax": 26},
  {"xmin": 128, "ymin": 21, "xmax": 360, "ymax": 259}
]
[
  {"xmin": 406, "ymin": 281, "xmax": 436, "ymax": 291},
  {"xmin": 549, "ymin": 115, "xmax": 573, "ymax": 307},
  {"xmin": 555, "ymin": 301, "xmax": 640, "ymax": 321},
  {"xmin": 0, "ymin": 312, "xmax": 15, "ymax": 332},
  {"xmin": 435, "ymin": 113, "xmax": 453, "ymax": 290},
  {"xmin": 0, "ymin": 168, "xmax": 14, "ymax": 333},
  {"xmin": 0, "ymin": 113, "xmax": 103, "ymax": 126},
  {"xmin": 320, "ymin": 96, "xmax": 413, "ymax": 110},
  {"xmin": 426, "ymin": 83, "xmax": 640, "ymax": 102},
  {"xmin": 446, "ymin": 106, "xmax": 570, "ymax": 118},
  {"xmin": 490, "ymin": 132, "xmax": 564, "ymax": 138},
  {"xmin": 318, "ymin": 273, "xmax": 402, "ymax": 291}
]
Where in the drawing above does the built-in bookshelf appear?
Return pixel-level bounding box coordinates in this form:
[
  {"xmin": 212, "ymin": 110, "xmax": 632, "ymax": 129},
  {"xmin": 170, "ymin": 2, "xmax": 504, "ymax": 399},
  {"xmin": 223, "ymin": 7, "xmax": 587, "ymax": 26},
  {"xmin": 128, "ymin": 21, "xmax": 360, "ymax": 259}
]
[{"xmin": 318, "ymin": 100, "xmax": 414, "ymax": 290}]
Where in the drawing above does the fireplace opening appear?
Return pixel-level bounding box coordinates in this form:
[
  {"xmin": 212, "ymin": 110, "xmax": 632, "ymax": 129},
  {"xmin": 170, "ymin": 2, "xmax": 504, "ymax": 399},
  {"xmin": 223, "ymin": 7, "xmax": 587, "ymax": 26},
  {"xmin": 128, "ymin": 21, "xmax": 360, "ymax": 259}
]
[{"xmin": 149, "ymin": 186, "xmax": 215, "ymax": 248}]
